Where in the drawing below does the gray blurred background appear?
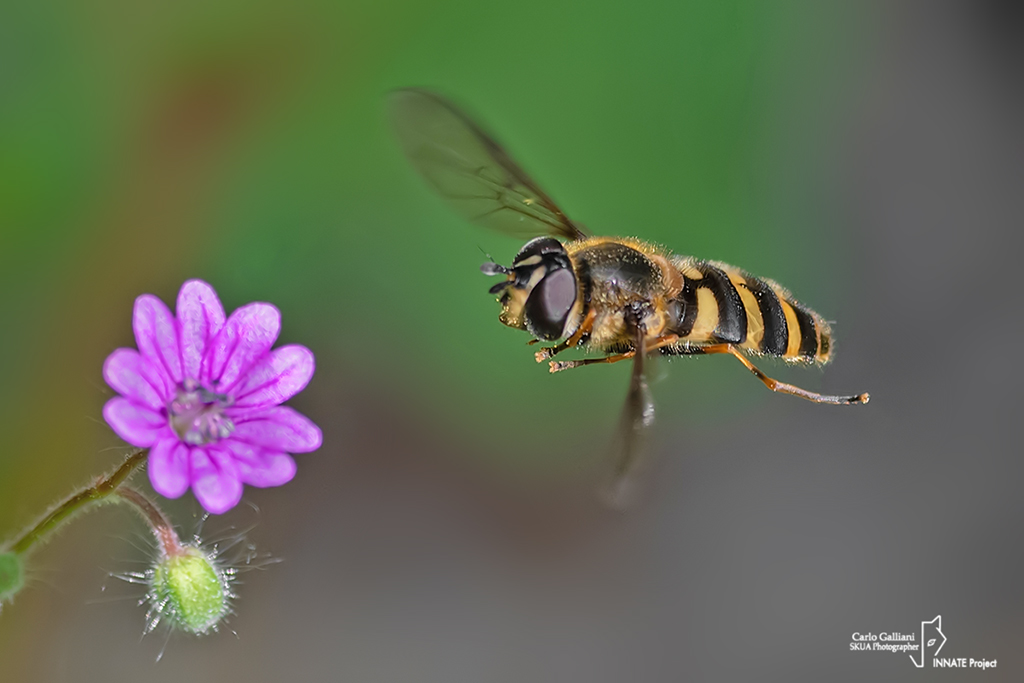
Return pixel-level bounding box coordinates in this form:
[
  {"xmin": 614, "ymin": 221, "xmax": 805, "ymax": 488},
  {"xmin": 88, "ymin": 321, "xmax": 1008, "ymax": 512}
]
[{"xmin": 1, "ymin": 1, "xmax": 1021, "ymax": 681}]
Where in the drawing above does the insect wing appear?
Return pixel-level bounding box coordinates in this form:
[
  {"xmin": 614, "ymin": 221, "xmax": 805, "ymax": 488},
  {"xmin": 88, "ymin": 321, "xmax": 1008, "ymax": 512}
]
[
  {"xmin": 599, "ymin": 330, "xmax": 655, "ymax": 509},
  {"xmin": 388, "ymin": 89, "xmax": 587, "ymax": 241}
]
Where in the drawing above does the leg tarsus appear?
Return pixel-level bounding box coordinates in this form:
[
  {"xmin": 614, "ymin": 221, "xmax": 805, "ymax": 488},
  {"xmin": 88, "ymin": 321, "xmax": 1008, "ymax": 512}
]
[
  {"xmin": 550, "ymin": 351, "xmax": 635, "ymax": 373},
  {"xmin": 535, "ymin": 341, "xmax": 570, "ymax": 363},
  {"xmin": 701, "ymin": 344, "xmax": 869, "ymax": 405}
]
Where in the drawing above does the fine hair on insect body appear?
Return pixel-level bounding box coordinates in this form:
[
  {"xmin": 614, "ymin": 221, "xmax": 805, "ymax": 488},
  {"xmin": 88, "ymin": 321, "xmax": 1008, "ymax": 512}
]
[{"xmin": 389, "ymin": 88, "xmax": 869, "ymax": 506}]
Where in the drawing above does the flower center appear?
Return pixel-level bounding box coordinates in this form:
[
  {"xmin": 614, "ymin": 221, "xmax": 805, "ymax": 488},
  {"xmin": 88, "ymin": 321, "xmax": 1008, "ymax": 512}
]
[{"xmin": 168, "ymin": 379, "xmax": 235, "ymax": 445}]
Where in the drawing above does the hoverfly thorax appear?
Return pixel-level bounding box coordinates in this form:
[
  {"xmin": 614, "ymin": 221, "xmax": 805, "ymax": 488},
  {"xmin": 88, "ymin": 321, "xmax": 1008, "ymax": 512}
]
[
  {"xmin": 482, "ymin": 237, "xmax": 578, "ymax": 342},
  {"xmin": 392, "ymin": 88, "xmax": 869, "ymax": 509}
]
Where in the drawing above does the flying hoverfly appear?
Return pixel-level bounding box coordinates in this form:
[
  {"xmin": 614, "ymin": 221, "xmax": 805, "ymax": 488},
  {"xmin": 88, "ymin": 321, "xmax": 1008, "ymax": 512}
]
[{"xmin": 389, "ymin": 88, "xmax": 869, "ymax": 506}]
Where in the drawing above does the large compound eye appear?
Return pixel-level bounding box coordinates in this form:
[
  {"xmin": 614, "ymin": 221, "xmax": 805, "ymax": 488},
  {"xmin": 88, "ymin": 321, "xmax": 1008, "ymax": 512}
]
[
  {"xmin": 514, "ymin": 237, "xmax": 565, "ymax": 265},
  {"xmin": 524, "ymin": 267, "xmax": 577, "ymax": 340}
]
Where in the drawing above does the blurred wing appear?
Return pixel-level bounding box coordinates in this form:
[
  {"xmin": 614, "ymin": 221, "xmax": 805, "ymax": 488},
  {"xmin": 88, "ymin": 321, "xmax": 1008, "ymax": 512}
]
[
  {"xmin": 599, "ymin": 329, "xmax": 655, "ymax": 509},
  {"xmin": 389, "ymin": 88, "xmax": 587, "ymax": 241}
]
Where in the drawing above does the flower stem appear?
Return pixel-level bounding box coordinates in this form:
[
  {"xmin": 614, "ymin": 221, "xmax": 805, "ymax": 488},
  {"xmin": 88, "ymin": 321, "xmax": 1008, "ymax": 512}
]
[
  {"xmin": 7, "ymin": 449, "xmax": 148, "ymax": 556},
  {"xmin": 114, "ymin": 486, "xmax": 184, "ymax": 557}
]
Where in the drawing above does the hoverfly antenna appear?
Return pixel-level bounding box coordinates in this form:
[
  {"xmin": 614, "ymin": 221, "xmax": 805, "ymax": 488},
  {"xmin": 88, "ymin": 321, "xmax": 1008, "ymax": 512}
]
[
  {"xmin": 480, "ymin": 262, "xmax": 509, "ymax": 276},
  {"xmin": 479, "ymin": 246, "xmax": 510, "ymax": 277}
]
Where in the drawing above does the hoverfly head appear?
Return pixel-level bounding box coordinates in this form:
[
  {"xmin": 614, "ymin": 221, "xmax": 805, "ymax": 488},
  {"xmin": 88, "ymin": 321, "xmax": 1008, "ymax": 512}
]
[{"xmin": 482, "ymin": 237, "xmax": 578, "ymax": 341}]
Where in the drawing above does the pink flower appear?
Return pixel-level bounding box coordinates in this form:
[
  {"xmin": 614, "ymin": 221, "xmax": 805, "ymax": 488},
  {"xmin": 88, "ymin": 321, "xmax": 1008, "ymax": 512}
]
[{"xmin": 103, "ymin": 280, "xmax": 321, "ymax": 514}]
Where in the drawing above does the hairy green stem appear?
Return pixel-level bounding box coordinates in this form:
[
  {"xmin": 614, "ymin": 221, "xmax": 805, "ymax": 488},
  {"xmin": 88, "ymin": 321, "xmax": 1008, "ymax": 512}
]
[{"xmin": 7, "ymin": 449, "xmax": 147, "ymax": 556}]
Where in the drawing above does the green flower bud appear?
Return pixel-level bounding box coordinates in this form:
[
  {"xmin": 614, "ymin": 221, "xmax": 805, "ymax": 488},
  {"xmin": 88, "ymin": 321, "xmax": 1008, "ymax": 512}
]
[
  {"xmin": 150, "ymin": 545, "xmax": 231, "ymax": 634},
  {"xmin": 0, "ymin": 551, "xmax": 25, "ymax": 605}
]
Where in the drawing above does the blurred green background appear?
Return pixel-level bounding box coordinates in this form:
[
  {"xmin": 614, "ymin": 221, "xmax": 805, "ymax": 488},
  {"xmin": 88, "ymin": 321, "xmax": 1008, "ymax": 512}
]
[
  {"xmin": 0, "ymin": 0, "xmax": 860, "ymax": 497},
  {"xmin": 12, "ymin": 2, "xmax": 1022, "ymax": 682}
]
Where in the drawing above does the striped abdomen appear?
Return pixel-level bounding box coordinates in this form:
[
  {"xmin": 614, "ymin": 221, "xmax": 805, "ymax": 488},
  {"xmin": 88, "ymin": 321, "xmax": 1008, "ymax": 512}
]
[{"xmin": 667, "ymin": 258, "xmax": 832, "ymax": 364}]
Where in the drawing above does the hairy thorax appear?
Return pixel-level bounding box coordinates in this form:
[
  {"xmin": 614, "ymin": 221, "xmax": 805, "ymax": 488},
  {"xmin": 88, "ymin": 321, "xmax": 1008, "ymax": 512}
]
[{"xmin": 568, "ymin": 238, "xmax": 679, "ymax": 349}]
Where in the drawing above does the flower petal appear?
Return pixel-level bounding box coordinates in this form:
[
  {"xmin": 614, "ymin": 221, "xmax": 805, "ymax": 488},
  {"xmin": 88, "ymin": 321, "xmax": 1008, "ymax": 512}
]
[
  {"xmin": 133, "ymin": 294, "xmax": 183, "ymax": 384},
  {"xmin": 190, "ymin": 448, "xmax": 243, "ymax": 514},
  {"xmin": 232, "ymin": 406, "xmax": 322, "ymax": 453},
  {"xmin": 103, "ymin": 397, "xmax": 168, "ymax": 447},
  {"xmin": 148, "ymin": 439, "xmax": 191, "ymax": 499},
  {"xmin": 201, "ymin": 302, "xmax": 280, "ymax": 391},
  {"xmin": 230, "ymin": 345, "xmax": 315, "ymax": 410},
  {"xmin": 177, "ymin": 280, "xmax": 226, "ymax": 381},
  {"xmin": 103, "ymin": 348, "xmax": 172, "ymax": 410},
  {"xmin": 219, "ymin": 440, "xmax": 297, "ymax": 488}
]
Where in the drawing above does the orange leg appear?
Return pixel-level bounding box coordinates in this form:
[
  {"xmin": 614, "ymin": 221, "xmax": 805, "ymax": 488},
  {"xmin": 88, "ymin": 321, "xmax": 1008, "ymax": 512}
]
[
  {"xmin": 549, "ymin": 350, "xmax": 634, "ymax": 373},
  {"xmin": 548, "ymin": 333, "xmax": 680, "ymax": 373},
  {"xmin": 700, "ymin": 344, "xmax": 869, "ymax": 405},
  {"xmin": 534, "ymin": 308, "xmax": 597, "ymax": 363},
  {"xmin": 645, "ymin": 333, "xmax": 679, "ymax": 352}
]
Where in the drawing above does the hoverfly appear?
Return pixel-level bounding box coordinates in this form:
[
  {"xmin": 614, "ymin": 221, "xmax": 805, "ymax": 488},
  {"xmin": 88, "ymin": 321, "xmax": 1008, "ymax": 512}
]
[{"xmin": 389, "ymin": 89, "xmax": 869, "ymax": 506}]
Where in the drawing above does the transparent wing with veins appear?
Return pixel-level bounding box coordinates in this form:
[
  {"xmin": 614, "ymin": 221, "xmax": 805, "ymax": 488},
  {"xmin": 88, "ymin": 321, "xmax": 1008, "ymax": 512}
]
[
  {"xmin": 388, "ymin": 88, "xmax": 587, "ymax": 241},
  {"xmin": 600, "ymin": 327, "xmax": 656, "ymax": 510}
]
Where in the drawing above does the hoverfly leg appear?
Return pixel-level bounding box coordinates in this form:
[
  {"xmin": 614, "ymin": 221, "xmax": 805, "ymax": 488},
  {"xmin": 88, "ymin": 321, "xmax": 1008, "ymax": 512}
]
[
  {"xmin": 702, "ymin": 344, "xmax": 870, "ymax": 405},
  {"xmin": 547, "ymin": 331, "xmax": 678, "ymax": 371},
  {"xmin": 535, "ymin": 338, "xmax": 571, "ymax": 361},
  {"xmin": 535, "ymin": 341, "xmax": 568, "ymax": 362},
  {"xmin": 535, "ymin": 308, "xmax": 597, "ymax": 362},
  {"xmin": 549, "ymin": 352, "xmax": 634, "ymax": 373},
  {"xmin": 644, "ymin": 333, "xmax": 679, "ymax": 353}
]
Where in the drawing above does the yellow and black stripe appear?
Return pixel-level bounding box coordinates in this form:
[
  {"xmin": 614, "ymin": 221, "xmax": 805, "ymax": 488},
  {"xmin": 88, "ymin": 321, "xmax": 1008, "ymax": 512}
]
[{"xmin": 668, "ymin": 259, "xmax": 832, "ymax": 364}]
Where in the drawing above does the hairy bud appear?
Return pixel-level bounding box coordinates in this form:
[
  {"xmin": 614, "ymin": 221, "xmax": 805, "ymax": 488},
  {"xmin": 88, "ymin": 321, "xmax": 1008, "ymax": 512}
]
[{"xmin": 149, "ymin": 545, "xmax": 232, "ymax": 635}]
